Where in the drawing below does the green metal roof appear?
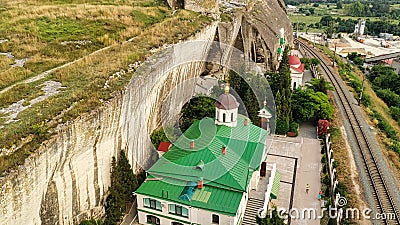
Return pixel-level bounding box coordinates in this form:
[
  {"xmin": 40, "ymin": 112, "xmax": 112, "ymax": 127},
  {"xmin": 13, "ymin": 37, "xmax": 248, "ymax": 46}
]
[
  {"xmin": 271, "ymin": 171, "xmax": 281, "ymax": 200},
  {"xmin": 136, "ymin": 176, "xmax": 243, "ymax": 216},
  {"xmin": 136, "ymin": 115, "xmax": 269, "ymax": 215}
]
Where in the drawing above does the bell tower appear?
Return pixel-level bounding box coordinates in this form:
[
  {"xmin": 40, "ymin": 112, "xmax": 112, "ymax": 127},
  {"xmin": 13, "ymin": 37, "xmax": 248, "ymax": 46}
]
[
  {"xmin": 215, "ymin": 85, "xmax": 240, "ymax": 127},
  {"xmin": 258, "ymin": 99, "xmax": 272, "ymax": 132}
]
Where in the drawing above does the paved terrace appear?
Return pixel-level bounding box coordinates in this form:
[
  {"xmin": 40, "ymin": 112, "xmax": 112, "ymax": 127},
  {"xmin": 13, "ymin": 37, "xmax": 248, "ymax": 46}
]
[{"xmin": 267, "ymin": 123, "xmax": 322, "ymax": 225}]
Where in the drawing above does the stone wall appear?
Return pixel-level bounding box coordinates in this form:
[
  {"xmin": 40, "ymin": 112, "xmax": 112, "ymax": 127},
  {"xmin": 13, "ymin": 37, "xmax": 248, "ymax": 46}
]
[{"xmin": 0, "ymin": 24, "xmax": 218, "ymax": 225}]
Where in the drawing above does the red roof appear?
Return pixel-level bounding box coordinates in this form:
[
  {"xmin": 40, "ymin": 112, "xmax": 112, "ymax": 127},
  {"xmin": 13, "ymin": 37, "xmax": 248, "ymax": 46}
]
[
  {"xmin": 288, "ymin": 55, "xmax": 301, "ymax": 66},
  {"xmin": 290, "ymin": 63, "xmax": 305, "ymax": 73},
  {"xmin": 158, "ymin": 142, "xmax": 171, "ymax": 152}
]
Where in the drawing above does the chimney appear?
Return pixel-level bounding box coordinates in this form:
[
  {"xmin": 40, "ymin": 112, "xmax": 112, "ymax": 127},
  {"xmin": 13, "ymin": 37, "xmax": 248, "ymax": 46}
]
[
  {"xmin": 244, "ymin": 119, "xmax": 248, "ymax": 126},
  {"xmin": 190, "ymin": 140, "xmax": 195, "ymax": 149},
  {"xmin": 197, "ymin": 178, "xmax": 204, "ymax": 189},
  {"xmin": 222, "ymin": 146, "xmax": 226, "ymax": 155}
]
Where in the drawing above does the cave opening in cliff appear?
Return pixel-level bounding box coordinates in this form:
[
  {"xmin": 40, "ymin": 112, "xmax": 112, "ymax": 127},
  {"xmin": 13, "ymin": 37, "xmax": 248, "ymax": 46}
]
[
  {"xmin": 175, "ymin": 0, "xmax": 184, "ymax": 9},
  {"xmin": 233, "ymin": 28, "xmax": 244, "ymax": 53}
]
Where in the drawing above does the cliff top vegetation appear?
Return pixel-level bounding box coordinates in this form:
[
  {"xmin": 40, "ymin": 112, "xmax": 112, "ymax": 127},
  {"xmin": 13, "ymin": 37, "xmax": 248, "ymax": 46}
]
[{"xmin": 0, "ymin": 0, "xmax": 212, "ymax": 176}]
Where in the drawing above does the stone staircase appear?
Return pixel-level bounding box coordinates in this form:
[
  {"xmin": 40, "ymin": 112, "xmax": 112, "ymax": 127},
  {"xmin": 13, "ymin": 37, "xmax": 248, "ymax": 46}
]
[{"xmin": 242, "ymin": 198, "xmax": 265, "ymax": 225}]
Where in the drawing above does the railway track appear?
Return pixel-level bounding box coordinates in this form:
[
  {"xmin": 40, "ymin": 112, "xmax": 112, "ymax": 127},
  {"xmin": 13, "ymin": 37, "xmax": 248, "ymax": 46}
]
[{"xmin": 297, "ymin": 39, "xmax": 400, "ymax": 225}]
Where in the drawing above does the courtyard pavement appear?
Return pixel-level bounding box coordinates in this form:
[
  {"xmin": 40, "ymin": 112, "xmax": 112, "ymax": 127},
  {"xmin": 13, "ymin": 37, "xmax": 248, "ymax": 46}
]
[{"xmin": 268, "ymin": 123, "xmax": 322, "ymax": 225}]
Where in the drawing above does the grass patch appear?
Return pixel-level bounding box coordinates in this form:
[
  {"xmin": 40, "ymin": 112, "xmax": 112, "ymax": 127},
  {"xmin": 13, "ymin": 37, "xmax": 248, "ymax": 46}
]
[
  {"xmin": 0, "ymin": 8, "xmax": 212, "ymax": 176},
  {"xmin": 130, "ymin": 7, "xmax": 168, "ymax": 27},
  {"xmin": 0, "ymin": 2, "xmax": 170, "ymax": 89},
  {"xmin": 0, "ymin": 55, "xmax": 13, "ymax": 72},
  {"xmin": 0, "ymin": 80, "xmax": 47, "ymax": 109},
  {"xmin": 35, "ymin": 17, "xmax": 124, "ymax": 42}
]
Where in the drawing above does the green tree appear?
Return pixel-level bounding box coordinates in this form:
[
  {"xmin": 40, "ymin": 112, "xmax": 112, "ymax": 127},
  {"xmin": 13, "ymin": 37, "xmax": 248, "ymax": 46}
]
[
  {"xmin": 390, "ymin": 107, "xmax": 400, "ymax": 122},
  {"xmin": 292, "ymin": 88, "xmax": 334, "ymax": 122},
  {"xmin": 376, "ymin": 89, "xmax": 400, "ymax": 108},
  {"xmin": 150, "ymin": 129, "xmax": 169, "ymax": 149},
  {"xmin": 266, "ymin": 47, "xmax": 292, "ymax": 134},
  {"xmin": 181, "ymin": 96, "xmax": 215, "ymax": 131},
  {"xmin": 306, "ymin": 78, "xmax": 333, "ymax": 94},
  {"xmin": 320, "ymin": 15, "xmax": 333, "ymax": 27},
  {"xmin": 244, "ymin": 88, "xmax": 260, "ymax": 123},
  {"xmin": 336, "ymin": 0, "xmax": 343, "ymax": 9},
  {"xmin": 229, "ymin": 68, "xmax": 268, "ymax": 123},
  {"xmin": 104, "ymin": 151, "xmax": 139, "ymax": 225}
]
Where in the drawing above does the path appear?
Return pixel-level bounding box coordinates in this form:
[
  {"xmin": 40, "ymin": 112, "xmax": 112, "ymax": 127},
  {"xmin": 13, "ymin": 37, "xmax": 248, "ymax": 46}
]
[
  {"xmin": 0, "ymin": 40, "xmax": 126, "ymax": 95},
  {"xmin": 120, "ymin": 199, "xmax": 138, "ymax": 225}
]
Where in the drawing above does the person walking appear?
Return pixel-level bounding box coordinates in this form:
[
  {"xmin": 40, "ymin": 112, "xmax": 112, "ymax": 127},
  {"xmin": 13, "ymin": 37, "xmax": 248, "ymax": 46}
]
[{"xmin": 306, "ymin": 183, "xmax": 310, "ymax": 194}]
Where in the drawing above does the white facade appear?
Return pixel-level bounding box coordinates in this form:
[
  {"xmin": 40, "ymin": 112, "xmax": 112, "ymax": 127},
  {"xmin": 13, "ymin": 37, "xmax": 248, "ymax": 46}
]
[
  {"xmin": 135, "ymin": 167, "xmax": 280, "ymax": 225},
  {"xmin": 136, "ymin": 192, "xmax": 247, "ymax": 225},
  {"xmin": 215, "ymin": 107, "xmax": 238, "ymax": 127},
  {"xmin": 290, "ymin": 69, "xmax": 303, "ymax": 89}
]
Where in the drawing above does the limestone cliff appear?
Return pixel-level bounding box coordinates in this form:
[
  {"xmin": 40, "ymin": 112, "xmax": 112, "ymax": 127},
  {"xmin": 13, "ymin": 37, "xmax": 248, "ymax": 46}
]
[{"xmin": 0, "ymin": 1, "xmax": 292, "ymax": 224}]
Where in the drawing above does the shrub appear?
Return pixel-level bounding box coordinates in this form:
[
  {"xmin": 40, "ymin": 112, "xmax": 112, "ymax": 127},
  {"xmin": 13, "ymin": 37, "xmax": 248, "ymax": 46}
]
[
  {"xmin": 150, "ymin": 129, "xmax": 169, "ymax": 149},
  {"xmin": 390, "ymin": 141, "xmax": 400, "ymax": 154},
  {"xmin": 289, "ymin": 121, "xmax": 299, "ymax": 135},
  {"xmin": 321, "ymin": 153, "xmax": 327, "ymax": 163},
  {"xmin": 376, "ymin": 89, "xmax": 400, "ymax": 108},
  {"xmin": 336, "ymin": 182, "xmax": 348, "ymax": 196},
  {"xmin": 333, "ymin": 160, "xmax": 338, "ymax": 168},
  {"xmin": 390, "ymin": 106, "xmax": 400, "ymax": 122},
  {"xmin": 276, "ymin": 117, "xmax": 289, "ymax": 135},
  {"xmin": 322, "ymin": 173, "xmax": 330, "ymax": 185},
  {"xmin": 373, "ymin": 110, "xmax": 398, "ymax": 140}
]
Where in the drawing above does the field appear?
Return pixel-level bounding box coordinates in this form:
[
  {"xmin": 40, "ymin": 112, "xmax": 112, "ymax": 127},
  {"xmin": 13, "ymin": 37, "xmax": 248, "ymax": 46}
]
[
  {"xmin": 0, "ymin": 0, "xmax": 212, "ymax": 175},
  {"xmin": 289, "ymin": 3, "xmax": 400, "ymax": 33}
]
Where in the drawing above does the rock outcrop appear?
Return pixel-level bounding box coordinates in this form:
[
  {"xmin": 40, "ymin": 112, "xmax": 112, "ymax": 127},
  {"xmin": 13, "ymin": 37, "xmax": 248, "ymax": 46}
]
[{"xmin": 0, "ymin": 0, "xmax": 292, "ymax": 224}]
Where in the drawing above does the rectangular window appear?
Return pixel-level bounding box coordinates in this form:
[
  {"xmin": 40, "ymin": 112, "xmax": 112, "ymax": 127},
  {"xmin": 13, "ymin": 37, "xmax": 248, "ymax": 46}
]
[
  {"xmin": 146, "ymin": 215, "xmax": 160, "ymax": 225},
  {"xmin": 143, "ymin": 198, "xmax": 162, "ymax": 211},
  {"xmin": 169, "ymin": 204, "xmax": 189, "ymax": 218},
  {"xmin": 143, "ymin": 198, "xmax": 150, "ymax": 207},
  {"xmin": 212, "ymin": 214, "xmax": 219, "ymax": 224}
]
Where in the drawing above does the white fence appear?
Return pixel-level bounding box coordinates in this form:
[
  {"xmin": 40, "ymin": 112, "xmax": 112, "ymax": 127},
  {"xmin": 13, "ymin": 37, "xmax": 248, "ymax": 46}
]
[{"xmin": 324, "ymin": 134, "xmax": 343, "ymax": 224}]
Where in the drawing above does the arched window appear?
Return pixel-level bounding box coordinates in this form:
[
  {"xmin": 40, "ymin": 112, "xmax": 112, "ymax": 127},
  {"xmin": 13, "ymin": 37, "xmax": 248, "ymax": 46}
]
[
  {"xmin": 146, "ymin": 215, "xmax": 160, "ymax": 225},
  {"xmin": 223, "ymin": 113, "xmax": 226, "ymax": 122},
  {"xmin": 231, "ymin": 113, "xmax": 234, "ymax": 122}
]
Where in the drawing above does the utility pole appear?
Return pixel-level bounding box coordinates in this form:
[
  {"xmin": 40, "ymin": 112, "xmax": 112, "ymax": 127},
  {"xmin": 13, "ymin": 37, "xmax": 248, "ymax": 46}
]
[
  {"xmin": 358, "ymin": 68, "xmax": 367, "ymax": 106},
  {"xmin": 314, "ymin": 33, "xmax": 316, "ymax": 47},
  {"xmin": 332, "ymin": 42, "xmax": 337, "ymax": 67}
]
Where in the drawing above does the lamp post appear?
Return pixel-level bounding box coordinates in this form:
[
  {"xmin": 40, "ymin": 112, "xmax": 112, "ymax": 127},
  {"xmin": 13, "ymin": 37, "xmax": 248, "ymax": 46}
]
[
  {"xmin": 358, "ymin": 67, "xmax": 367, "ymax": 106},
  {"xmin": 332, "ymin": 42, "xmax": 337, "ymax": 67}
]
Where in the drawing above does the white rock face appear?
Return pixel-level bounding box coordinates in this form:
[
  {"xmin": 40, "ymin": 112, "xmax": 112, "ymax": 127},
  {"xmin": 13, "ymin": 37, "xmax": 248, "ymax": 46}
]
[
  {"xmin": 0, "ymin": 23, "xmax": 218, "ymax": 225},
  {"xmin": 0, "ymin": 3, "xmax": 293, "ymax": 221}
]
